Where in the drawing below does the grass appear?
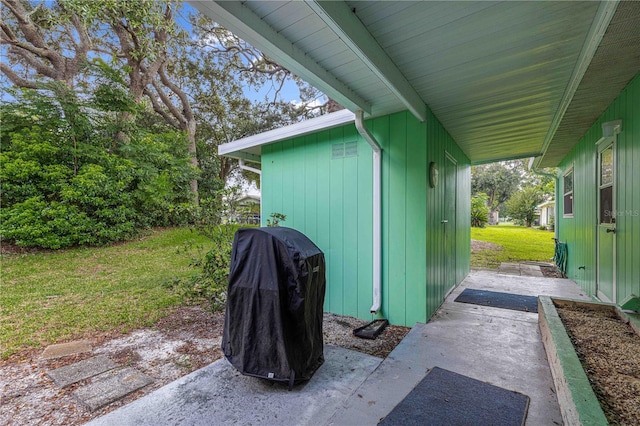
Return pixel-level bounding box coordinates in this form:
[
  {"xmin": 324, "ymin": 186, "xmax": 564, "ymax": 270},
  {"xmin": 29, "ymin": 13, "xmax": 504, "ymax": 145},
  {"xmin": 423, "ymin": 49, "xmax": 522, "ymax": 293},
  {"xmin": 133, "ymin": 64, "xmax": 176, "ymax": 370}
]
[
  {"xmin": 0, "ymin": 227, "xmax": 214, "ymax": 359},
  {"xmin": 471, "ymin": 223, "xmax": 555, "ymax": 268}
]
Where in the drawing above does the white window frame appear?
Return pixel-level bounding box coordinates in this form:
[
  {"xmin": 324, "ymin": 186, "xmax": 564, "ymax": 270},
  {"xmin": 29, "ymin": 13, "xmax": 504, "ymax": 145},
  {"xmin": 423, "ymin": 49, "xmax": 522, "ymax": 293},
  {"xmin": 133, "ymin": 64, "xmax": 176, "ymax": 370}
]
[{"xmin": 563, "ymin": 166, "xmax": 574, "ymax": 218}]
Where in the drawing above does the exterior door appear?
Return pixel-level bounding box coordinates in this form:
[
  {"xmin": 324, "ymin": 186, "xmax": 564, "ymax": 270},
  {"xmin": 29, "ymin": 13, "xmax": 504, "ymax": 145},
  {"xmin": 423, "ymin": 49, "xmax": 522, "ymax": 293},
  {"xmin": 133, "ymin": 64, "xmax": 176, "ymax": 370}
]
[
  {"xmin": 597, "ymin": 137, "xmax": 616, "ymax": 302},
  {"xmin": 443, "ymin": 152, "xmax": 457, "ymax": 292}
]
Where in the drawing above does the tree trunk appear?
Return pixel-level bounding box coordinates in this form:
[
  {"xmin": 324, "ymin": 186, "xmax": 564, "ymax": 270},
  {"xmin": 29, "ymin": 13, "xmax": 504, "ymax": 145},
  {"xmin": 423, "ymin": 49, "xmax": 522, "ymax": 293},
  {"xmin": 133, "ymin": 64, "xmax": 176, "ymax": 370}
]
[{"xmin": 186, "ymin": 119, "xmax": 199, "ymax": 205}]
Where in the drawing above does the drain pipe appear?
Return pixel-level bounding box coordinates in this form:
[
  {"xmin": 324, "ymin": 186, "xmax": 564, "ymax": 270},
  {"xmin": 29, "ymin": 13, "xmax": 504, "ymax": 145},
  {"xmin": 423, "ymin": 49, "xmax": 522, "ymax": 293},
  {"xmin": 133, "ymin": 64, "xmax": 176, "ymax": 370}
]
[
  {"xmin": 355, "ymin": 110, "xmax": 382, "ymax": 314},
  {"xmin": 239, "ymin": 159, "xmax": 262, "ymax": 221}
]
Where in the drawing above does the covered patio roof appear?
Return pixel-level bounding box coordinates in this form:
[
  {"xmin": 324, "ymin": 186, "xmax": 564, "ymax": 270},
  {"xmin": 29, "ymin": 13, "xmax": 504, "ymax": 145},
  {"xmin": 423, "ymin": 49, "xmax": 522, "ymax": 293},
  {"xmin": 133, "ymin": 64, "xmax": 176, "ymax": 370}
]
[{"xmin": 191, "ymin": 1, "xmax": 640, "ymax": 167}]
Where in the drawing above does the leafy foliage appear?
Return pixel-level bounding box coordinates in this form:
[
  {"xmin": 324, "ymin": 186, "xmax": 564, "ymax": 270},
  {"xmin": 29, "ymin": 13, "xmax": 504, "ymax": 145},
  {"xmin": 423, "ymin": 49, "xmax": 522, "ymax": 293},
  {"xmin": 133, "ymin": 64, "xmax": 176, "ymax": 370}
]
[
  {"xmin": 166, "ymin": 224, "xmax": 240, "ymax": 311},
  {"xmin": 266, "ymin": 212, "xmax": 286, "ymax": 227},
  {"xmin": 471, "ymin": 193, "xmax": 490, "ymax": 228},
  {"xmin": 167, "ymin": 187, "xmax": 256, "ymax": 311},
  {"xmin": 471, "ymin": 161, "xmax": 521, "ymax": 213},
  {"xmin": 0, "ymin": 81, "xmax": 195, "ymax": 248},
  {"xmin": 506, "ymin": 187, "xmax": 544, "ymax": 227}
]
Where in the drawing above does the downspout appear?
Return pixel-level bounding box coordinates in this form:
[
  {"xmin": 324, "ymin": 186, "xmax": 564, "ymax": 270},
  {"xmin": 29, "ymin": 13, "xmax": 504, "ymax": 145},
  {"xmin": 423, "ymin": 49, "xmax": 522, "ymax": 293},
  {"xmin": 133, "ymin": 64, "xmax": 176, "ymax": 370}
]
[
  {"xmin": 355, "ymin": 110, "xmax": 382, "ymax": 314},
  {"xmin": 239, "ymin": 159, "xmax": 262, "ymax": 222}
]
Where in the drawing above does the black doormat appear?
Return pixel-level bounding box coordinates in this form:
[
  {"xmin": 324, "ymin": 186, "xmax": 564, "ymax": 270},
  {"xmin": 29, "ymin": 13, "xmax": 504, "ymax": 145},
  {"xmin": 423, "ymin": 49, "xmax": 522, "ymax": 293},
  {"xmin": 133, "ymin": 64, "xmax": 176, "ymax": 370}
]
[
  {"xmin": 378, "ymin": 367, "xmax": 529, "ymax": 426},
  {"xmin": 454, "ymin": 288, "xmax": 538, "ymax": 313}
]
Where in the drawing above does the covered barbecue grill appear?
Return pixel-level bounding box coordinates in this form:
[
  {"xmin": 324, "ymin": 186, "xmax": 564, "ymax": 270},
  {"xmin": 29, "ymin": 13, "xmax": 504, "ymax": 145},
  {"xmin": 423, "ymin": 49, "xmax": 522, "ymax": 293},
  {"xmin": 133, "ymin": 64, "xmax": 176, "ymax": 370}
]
[{"xmin": 222, "ymin": 227, "xmax": 326, "ymax": 388}]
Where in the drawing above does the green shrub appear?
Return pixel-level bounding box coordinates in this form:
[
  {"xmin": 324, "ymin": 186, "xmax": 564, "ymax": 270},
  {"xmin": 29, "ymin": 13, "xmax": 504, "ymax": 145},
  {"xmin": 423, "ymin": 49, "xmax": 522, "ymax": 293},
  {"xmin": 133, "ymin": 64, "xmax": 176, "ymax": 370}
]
[
  {"xmin": 471, "ymin": 193, "xmax": 490, "ymax": 228},
  {"xmin": 0, "ymin": 85, "xmax": 196, "ymax": 248},
  {"xmin": 166, "ymin": 224, "xmax": 241, "ymax": 311}
]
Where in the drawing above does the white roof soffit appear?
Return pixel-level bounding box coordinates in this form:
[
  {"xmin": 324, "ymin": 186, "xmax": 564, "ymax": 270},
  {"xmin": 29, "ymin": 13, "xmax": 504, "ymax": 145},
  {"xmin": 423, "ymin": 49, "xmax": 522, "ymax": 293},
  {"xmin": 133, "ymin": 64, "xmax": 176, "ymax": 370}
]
[
  {"xmin": 533, "ymin": 0, "xmax": 619, "ymax": 169},
  {"xmin": 189, "ymin": 0, "xmax": 371, "ymax": 115},
  {"xmin": 218, "ymin": 109, "xmax": 355, "ymax": 160},
  {"xmin": 192, "ymin": 1, "xmax": 638, "ymax": 166},
  {"xmin": 536, "ymin": 0, "xmax": 640, "ymax": 168},
  {"xmin": 304, "ymin": 1, "xmax": 426, "ymax": 122}
]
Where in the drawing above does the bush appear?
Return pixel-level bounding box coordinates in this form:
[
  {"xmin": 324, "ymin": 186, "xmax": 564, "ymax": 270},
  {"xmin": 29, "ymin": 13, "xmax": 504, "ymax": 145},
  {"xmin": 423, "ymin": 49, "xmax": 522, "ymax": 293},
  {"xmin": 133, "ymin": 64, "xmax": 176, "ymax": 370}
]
[
  {"xmin": 165, "ymin": 224, "xmax": 240, "ymax": 311},
  {"xmin": 471, "ymin": 193, "xmax": 490, "ymax": 227},
  {"xmin": 0, "ymin": 86, "xmax": 196, "ymax": 248}
]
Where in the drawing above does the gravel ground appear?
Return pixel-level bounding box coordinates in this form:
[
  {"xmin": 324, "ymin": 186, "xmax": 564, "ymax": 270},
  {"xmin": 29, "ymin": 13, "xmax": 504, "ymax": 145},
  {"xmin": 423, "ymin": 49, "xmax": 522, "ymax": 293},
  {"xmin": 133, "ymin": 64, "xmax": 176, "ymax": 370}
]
[
  {"xmin": 556, "ymin": 304, "xmax": 640, "ymax": 425},
  {"xmin": 0, "ymin": 306, "xmax": 409, "ymax": 426}
]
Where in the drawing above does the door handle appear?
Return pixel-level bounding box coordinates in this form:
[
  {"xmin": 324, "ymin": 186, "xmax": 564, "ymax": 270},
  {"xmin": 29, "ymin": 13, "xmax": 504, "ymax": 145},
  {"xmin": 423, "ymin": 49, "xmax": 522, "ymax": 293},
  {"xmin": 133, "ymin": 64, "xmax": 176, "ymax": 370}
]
[
  {"xmin": 606, "ymin": 228, "xmax": 616, "ymax": 234},
  {"xmin": 441, "ymin": 220, "xmax": 448, "ymax": 224}
]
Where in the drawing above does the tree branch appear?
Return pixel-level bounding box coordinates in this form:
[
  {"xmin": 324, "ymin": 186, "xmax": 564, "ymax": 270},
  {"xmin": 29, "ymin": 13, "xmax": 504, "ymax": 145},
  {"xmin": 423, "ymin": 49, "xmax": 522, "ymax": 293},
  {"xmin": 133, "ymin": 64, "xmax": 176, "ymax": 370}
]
[
  {"xmin": 143, "ymin": 85, "xmax": 181, "ymax": 129},
  {"xmin": 157, "ymin": 64, "xmax": 192, "ymax": 121},
  {"xmin": 8, "ymin": 46, "xmax": 58, "ymax": 79},
  {"xmin": 2, "ymin": 0, "xmax": 64, "ymax": 69},
  {"xmin": 0, "ymin": 62, "xmax": 38, "ymax": 88}
]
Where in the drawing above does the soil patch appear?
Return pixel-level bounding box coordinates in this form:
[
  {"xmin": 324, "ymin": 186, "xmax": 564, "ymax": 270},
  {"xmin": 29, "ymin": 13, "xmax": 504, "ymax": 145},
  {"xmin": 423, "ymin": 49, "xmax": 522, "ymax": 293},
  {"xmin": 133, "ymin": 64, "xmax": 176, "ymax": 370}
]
[
  {"xmin": 0, "ymin": 306, "xmax": 409, "ymax": 425},
  {"xmin": 470, "ymin": 239, "xmax": 502, "ymax": 252},
  {"xmin": 540, "ymin": 264, "xmax": 564, "ymax": 278},
  {"xmin": 556, "ymin": 304, "xmax": 640, "ymax": 425}
]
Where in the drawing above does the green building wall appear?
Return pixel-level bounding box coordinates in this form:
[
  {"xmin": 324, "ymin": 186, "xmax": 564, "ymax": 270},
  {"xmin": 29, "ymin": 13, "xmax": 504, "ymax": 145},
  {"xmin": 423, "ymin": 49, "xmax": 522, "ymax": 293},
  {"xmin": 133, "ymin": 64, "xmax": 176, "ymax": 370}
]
[
  {"xmin": 557, "ymin": 72, "xmax": 640, "ymax": 303},
  {"xmin": 261, "ymin": 109, "xmax": 470, "ymax": 326}
]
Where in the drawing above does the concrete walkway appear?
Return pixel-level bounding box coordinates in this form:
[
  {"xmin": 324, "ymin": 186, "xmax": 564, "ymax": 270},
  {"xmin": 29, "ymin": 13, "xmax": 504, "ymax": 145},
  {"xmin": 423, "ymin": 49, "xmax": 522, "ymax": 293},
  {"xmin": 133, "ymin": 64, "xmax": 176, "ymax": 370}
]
[
  {"xmin": 330, "ymin": 271, "xmax": 590, "ymax": 425},
  {"xmin": 89, "ymin": 271, "xmax": 590, "ymax": 425}
]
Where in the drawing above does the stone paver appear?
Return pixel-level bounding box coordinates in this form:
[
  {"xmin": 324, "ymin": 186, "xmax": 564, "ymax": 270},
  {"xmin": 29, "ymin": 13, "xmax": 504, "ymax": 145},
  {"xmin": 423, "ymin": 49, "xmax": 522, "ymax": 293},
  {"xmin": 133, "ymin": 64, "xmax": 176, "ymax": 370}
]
[
  {"xmin": 41, "ymin": 340, "xmax": 92, "ymax": 359},
  {"xmin": 498, "ymin": 263, "xmax": 521, "ymax": 275},
  {"xmin": 520, "ymin": 264, "xmax": 544, "ymax": 277},
  {"xmin": 47, "ymin": 355, "xmax": 118, "ymax": 388},
  {"xmin": 499, "ymin": 262, "xmax": 543, "ymax": 277},
  {"xmin": 73, "ymin": 367, "xmax": 154, "ymax": 411}
]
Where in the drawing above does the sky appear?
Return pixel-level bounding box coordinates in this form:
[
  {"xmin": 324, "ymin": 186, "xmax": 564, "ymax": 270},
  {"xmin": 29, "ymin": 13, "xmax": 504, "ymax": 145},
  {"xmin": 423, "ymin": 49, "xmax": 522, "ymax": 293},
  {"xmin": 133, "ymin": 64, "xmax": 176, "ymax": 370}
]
[{"xmin": 179, "ymin": 2, "xmax": 307, "ymax": 106}]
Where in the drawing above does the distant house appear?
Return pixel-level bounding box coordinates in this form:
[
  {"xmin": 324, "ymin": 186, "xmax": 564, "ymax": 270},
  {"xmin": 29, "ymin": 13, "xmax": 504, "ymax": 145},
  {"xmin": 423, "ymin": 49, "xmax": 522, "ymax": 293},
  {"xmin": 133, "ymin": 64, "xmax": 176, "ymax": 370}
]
[
  {"xmin": 193, "ymin": 1, "xmax": 640, "ymax": 324},
  {"xmin": 538, "ymin": 200, "xmax": 556, "ymax": 228},
  {"xmin": 229, "ymin": 194, "xmax": 260, "ymax": 225}
]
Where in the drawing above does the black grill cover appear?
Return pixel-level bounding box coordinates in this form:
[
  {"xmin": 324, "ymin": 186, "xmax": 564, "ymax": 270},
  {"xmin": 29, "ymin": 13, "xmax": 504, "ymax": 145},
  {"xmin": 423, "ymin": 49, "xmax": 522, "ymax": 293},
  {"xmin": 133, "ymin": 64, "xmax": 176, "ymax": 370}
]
[{"xmin": 222, "ymin": 227, "xmax": 326, "ymax": 384}]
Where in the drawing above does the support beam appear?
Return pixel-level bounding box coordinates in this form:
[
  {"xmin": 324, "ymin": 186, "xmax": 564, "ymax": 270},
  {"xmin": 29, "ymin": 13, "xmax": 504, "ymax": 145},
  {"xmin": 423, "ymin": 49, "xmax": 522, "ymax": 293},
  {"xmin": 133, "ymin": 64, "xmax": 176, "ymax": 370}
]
[
  {"xmin": 189, "ymin": 0, "xmax": 371, "ymax": 115},
  {"xmin": 306, "ymin": 1, "xmax": 426, "ymax": 122}
]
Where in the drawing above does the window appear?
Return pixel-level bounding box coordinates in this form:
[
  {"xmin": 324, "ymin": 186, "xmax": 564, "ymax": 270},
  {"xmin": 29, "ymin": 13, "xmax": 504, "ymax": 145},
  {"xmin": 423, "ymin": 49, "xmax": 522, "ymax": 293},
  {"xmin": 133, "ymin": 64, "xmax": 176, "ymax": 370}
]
[
  {"xmin": 599, "ymin": 144, "xmax": 614, "ymax": 224},
  {"xmin": 563, "ymin": 168, "xmax": 574, "ymax": 217}
]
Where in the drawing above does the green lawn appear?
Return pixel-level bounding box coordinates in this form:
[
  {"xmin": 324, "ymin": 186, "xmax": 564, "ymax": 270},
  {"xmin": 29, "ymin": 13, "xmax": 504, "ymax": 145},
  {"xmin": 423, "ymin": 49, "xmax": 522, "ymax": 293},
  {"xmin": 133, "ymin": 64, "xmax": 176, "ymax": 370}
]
[
  {"xmin": 471, "ymin": 223, "xmax": 555, "ymax": 268},
  {"xmin": 0, "ymin": 228, "xmax": 213, "ymax": 359}
]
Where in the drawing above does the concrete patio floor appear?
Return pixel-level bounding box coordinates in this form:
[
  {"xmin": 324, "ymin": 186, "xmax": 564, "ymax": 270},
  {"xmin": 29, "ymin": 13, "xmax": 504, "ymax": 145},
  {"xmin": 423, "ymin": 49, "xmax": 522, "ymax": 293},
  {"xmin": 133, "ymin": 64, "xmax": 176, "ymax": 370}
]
[{"xmin": 88, "ymin": 270, "xmax": 590, "ymax": 425}]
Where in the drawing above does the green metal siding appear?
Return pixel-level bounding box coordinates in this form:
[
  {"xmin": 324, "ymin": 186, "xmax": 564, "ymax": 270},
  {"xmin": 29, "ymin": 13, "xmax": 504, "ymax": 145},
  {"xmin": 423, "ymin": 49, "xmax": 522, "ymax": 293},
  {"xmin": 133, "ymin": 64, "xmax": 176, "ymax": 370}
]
[
  {"xmin": 262, "ymin": 109, "xmax": 470, "ymax": 326},
  {"xmin": 558, "ymin": 72, "xmax": 640, "ymax": 304}
]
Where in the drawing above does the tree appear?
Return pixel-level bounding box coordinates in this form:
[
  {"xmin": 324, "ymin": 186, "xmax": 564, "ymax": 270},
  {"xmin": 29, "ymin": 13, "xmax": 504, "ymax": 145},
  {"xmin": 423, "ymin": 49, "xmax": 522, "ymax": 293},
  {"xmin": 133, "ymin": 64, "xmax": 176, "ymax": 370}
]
[
  {"xmin": 505, "ymin": 187, "xmax": 544, "ymax": 227},
  {"xmin": 1, "ymin": 0, "xmax": 203, "ymax": 201},
  {"xmin": 0, "ymin": 0, "xmax": 91, "ymax": 89},
  {"xmin": 471, "ymin": 161, "xmax": 520, "ymax": 221},
  {"xmin": 0, "ymin": 0, "xmax": 328, "ymax": 216}
]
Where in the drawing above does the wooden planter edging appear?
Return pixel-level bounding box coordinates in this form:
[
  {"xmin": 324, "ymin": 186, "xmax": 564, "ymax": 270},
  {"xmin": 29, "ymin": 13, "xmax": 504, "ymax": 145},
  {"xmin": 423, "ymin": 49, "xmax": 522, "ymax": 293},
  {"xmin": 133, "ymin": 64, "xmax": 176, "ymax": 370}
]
[
  {"xmin": 538, "ymin": 296, "xmax": 608, "ymax": 426},
  {"xmin": 539, "ymin": 296, "xmax": 640, "ymax": 425}
]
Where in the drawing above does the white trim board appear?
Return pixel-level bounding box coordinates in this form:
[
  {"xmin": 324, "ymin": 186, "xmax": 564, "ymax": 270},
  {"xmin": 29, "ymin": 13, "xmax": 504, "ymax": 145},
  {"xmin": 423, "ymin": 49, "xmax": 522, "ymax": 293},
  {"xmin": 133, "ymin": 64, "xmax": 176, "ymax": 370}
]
[{"xmin": 218, "ymin": 109, "xmax": 356, "ymax": 160}]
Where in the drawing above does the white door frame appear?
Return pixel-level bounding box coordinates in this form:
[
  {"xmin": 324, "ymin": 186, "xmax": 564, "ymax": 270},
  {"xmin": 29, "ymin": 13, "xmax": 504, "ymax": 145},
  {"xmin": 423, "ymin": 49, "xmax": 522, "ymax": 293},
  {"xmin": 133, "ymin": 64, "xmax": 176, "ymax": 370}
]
[{"xmin": 595, "ymin": 120, "xmax": 622, "ymax": 302}]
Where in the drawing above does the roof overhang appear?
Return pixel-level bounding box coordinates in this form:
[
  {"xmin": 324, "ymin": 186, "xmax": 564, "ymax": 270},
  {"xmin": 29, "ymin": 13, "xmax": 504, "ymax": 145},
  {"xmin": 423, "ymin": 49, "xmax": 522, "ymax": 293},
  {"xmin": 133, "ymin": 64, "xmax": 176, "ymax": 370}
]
[
  {"xmin": 189, "ymin": 1, "xmax": 640, "ymax": 166},
  {"xmin": 218, "ymin": 109, "xmax": 355, "ymax": 162}
]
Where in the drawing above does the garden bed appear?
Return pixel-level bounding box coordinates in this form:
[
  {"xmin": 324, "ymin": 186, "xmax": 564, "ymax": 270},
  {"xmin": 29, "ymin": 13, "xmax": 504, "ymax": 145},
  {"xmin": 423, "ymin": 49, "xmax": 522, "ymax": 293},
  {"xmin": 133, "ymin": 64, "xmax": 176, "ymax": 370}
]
[{"xmin": 539, "ymin": 297, "xmax": 640, "ymax": 425}]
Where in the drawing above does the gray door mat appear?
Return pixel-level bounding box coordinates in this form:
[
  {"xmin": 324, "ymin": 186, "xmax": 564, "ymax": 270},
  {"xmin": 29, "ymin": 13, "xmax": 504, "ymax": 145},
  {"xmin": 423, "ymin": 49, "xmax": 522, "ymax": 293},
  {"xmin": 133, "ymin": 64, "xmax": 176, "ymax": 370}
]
[
  {"xmin": 47, "ymin": 355, "xmax": 118, "ymax": 388},
  {"xmin": 72, "ymin": 367, "xmax": 153, "ymax": 411},
  {"xmin": 454, "ymin": 288, "xmax": 538, "ymax": 313},
  {"xmin": 378, "ymin": 367, "xmax": 529, "ymax": 426}
]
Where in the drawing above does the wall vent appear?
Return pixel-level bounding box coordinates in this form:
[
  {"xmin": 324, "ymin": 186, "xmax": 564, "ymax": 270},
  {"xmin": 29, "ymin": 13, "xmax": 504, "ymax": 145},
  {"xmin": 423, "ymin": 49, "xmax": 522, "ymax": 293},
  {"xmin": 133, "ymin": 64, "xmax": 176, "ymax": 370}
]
[{"xmin": 332, "ymin": 141, "xmax": 358, "ymax": 159}]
